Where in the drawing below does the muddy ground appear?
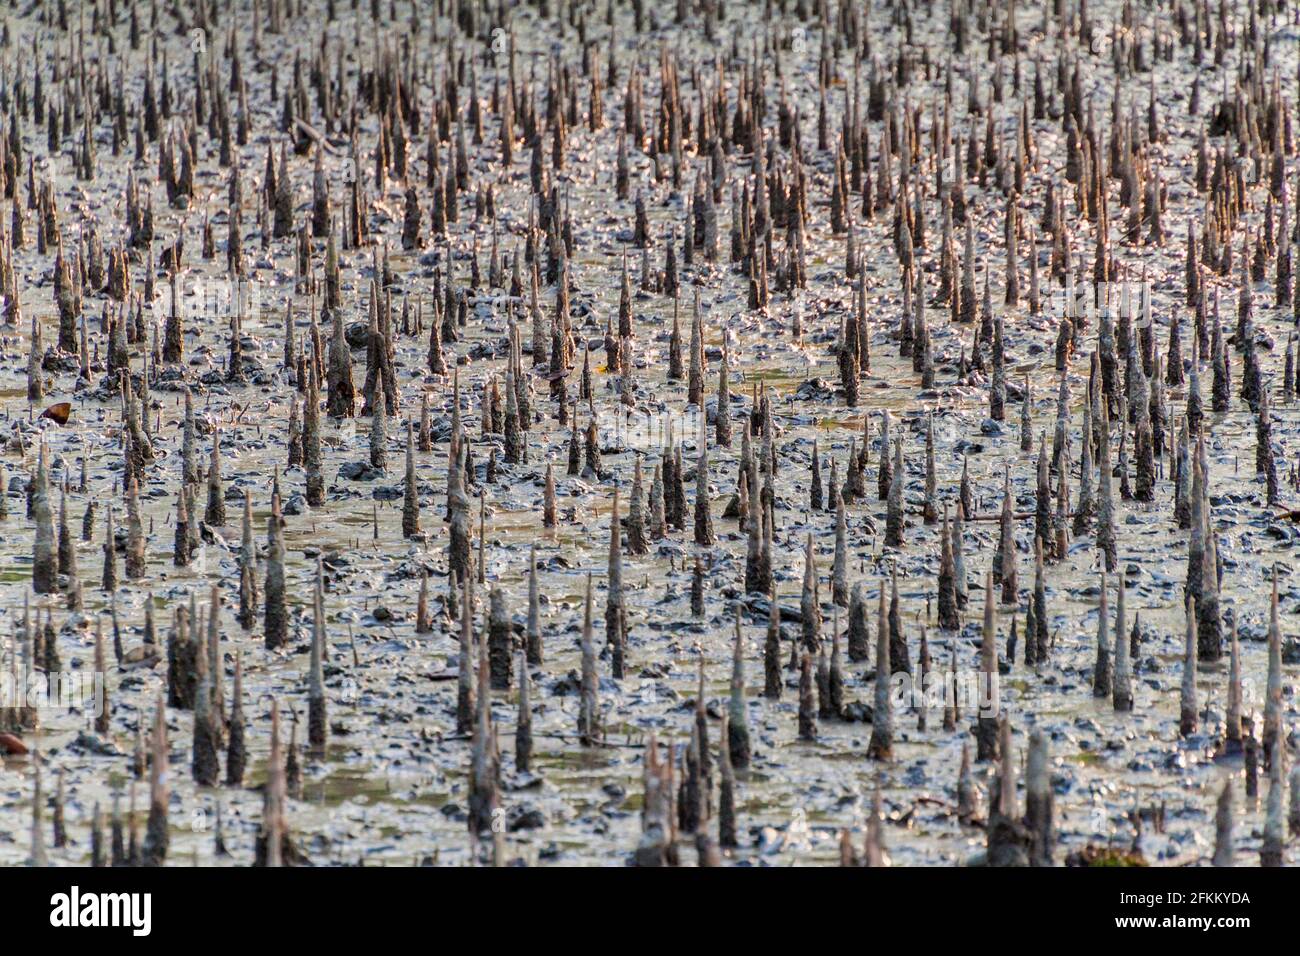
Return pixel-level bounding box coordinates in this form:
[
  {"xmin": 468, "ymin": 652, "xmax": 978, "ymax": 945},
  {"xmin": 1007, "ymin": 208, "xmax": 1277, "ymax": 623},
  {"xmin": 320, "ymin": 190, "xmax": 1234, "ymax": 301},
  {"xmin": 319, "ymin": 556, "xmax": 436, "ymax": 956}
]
[{"xmin": 1, "ymin": 0, "xmax": 1299, "ymax": 866}]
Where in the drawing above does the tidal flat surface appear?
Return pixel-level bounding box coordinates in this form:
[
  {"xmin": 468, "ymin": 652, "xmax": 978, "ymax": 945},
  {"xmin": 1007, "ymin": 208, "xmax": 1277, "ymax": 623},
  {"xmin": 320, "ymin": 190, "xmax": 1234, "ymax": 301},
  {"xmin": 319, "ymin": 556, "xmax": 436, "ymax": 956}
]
[{"xmin": 0, "ymin": 0, "xmax": 1298, "ymax": 867}]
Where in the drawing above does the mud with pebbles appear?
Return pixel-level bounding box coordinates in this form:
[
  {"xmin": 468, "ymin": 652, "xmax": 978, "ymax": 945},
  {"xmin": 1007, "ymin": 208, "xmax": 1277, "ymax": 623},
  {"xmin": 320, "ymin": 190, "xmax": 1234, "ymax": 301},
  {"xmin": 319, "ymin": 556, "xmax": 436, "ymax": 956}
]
[{"xmin": 1, "ymin": 0, "xmax": 1299, "ymax": 867}]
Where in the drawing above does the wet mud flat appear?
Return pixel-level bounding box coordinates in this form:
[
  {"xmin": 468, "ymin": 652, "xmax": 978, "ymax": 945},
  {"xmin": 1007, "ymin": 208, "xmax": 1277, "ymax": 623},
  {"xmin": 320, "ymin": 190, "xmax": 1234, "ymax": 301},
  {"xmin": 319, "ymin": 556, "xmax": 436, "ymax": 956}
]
[{"xmin": 0, "ymin": 0, "xmax": 1299, "ymax": 866}]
